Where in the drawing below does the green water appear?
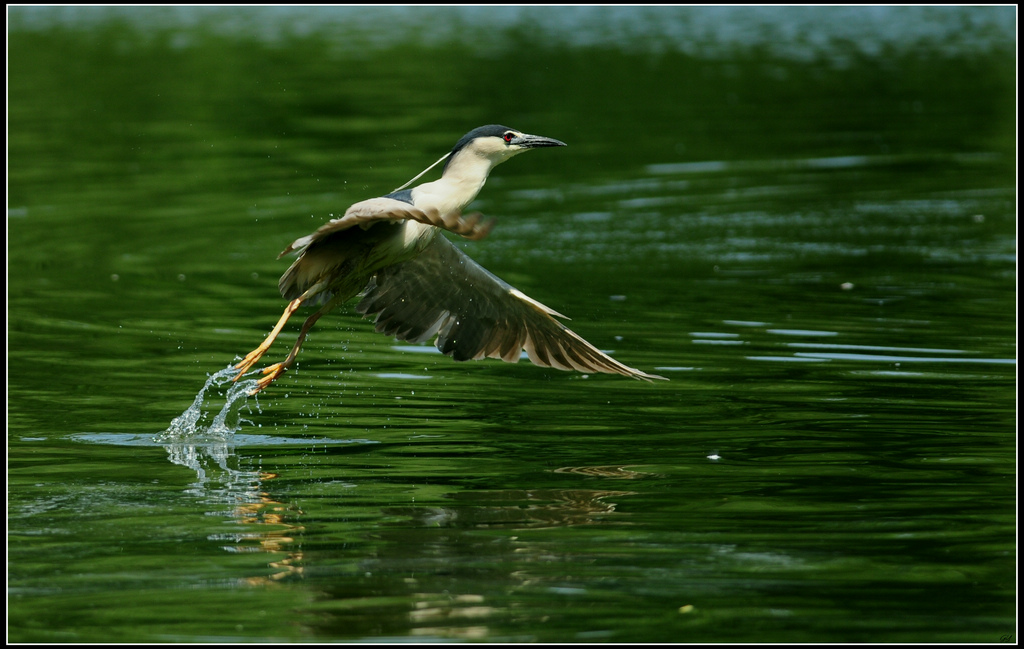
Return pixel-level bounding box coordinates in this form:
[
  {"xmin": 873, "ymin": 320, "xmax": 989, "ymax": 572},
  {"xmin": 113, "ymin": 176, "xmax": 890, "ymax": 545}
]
[{"xmin": 7, "ymin": 7, "xmax": 1017, "ymax": 643}]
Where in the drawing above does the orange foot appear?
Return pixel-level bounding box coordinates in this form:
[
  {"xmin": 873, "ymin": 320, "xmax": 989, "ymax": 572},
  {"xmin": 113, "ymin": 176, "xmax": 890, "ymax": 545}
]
[
  {"xmin": 234, "ymin": 297, "xmax": 304, "ymax": 382},
  {"xmin": 234, "ymin": 346, "xmax": 270, "ymax": 379},
  {"xmin": 247, "ymin": 362, "xmax": 289, "ymax": 395}
]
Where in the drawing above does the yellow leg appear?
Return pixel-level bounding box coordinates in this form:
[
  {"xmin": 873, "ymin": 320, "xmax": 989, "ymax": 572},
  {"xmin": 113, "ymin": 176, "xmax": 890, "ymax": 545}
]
[
  {"xmin": 248, "ymin": 307, "xmax": 328, "ymax": 394},
  {"xmin": 234, "ymin": 298, "xmax": 303, "ymax": 380}
]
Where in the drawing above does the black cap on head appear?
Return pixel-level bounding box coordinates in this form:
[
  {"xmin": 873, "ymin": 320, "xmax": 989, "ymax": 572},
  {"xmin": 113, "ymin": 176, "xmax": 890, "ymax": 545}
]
[{"xmin": 450, "ymin": 125, "xmax": 515, "ymax": 155}]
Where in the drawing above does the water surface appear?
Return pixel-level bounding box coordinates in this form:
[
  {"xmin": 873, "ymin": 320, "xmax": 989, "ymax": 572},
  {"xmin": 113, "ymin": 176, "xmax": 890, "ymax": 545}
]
[{"xmin": 7, "ymin": 6, "xmax": 1016, "ymax": 643}]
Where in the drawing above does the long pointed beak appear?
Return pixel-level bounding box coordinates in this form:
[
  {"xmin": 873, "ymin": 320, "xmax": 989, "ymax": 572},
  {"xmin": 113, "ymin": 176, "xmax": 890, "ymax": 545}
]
[{"xmin": 512, "ymin": 133, "xmax": 567, "ymax": 149}]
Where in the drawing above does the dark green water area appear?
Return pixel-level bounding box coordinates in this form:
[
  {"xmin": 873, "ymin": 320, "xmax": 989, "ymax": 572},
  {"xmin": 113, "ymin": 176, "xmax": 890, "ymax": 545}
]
[{"xmin": 7, "ymin": 6, "xmax": 1016, "ymax": 643}]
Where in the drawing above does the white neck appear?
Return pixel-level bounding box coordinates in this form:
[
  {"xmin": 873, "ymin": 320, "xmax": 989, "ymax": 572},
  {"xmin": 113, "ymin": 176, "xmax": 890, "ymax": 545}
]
[{"xmin": 410, "ymin": 142, "xmax": 524, "ymax": 217}]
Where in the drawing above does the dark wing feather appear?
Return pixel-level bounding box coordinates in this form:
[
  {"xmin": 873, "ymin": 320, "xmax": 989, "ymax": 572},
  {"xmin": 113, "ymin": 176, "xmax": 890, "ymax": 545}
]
[
  {"xmin": 278, "ymin": 197, "xmax": 496, "ymax": 303},
  {"xmin": 356, "ymin": 235, "xmax": 665, "ymax": 381}
]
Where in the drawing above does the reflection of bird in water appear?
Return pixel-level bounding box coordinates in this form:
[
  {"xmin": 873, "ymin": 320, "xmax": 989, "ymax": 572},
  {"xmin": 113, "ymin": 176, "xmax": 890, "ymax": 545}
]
[
  {"xmin": 384, "ymin": 488, "xmax": 636, "ymax": 530},
  {"xmin": 234, "ymin": 125, "xmax": 666, "ymax": 393}
]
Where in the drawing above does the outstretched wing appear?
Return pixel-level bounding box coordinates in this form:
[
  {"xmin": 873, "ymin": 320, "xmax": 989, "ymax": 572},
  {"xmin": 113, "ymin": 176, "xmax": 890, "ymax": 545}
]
[
  {"xmin": 355, "ymin": 235, "xmax": 665, "ymax": 381},
  {"xmin": 278, "ymin": 197, "xmax": 494, "ymax": 259}
]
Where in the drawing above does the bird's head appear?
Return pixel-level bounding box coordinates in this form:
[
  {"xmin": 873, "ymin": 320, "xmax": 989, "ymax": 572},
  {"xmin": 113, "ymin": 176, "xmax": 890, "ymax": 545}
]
[{"xmin": 442, "ymin": 125, "xmax": 566, "ymax": 176}]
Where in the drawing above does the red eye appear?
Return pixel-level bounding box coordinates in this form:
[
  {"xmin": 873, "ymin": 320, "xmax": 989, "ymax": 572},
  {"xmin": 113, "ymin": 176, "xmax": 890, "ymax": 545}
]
[{"xmin": 503, "ymin": 132, "xmax": 514, "ymax": 143}]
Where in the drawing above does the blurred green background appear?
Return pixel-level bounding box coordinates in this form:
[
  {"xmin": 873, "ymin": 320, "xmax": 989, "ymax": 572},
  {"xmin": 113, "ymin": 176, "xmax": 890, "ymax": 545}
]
[{"xmin": 7, "ymin": 6, "xmax": 1016, "ymax": 643}]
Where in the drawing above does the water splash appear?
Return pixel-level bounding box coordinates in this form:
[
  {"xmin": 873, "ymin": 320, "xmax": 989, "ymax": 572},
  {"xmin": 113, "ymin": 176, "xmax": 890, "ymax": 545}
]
[
  {"xmin": 153, "ymin": 366, "xmax": 264, "ymax": 502},
  {"xmin": 156, "ymin": 365, "xmax": 261, "ymax": 443}
]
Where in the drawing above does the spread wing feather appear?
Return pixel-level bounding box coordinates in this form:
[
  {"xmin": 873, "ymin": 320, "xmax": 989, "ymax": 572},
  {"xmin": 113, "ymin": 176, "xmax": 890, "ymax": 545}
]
[{"xmin": 355, "ymin": 235, "xmax": 664, "ymax": 381}]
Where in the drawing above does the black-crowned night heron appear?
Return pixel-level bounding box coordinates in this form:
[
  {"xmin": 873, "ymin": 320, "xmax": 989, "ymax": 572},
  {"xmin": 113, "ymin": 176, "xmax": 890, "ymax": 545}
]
[{"xmin": 234, "ymin": 125, "xmax": 665, "ymax": 393}]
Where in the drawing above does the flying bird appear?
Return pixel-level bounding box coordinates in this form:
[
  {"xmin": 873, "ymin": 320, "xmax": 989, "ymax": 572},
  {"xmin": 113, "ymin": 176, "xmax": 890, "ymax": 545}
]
[{"xmin": 234, "ymin": 125, "xmax": 665, "ymax": 393}]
